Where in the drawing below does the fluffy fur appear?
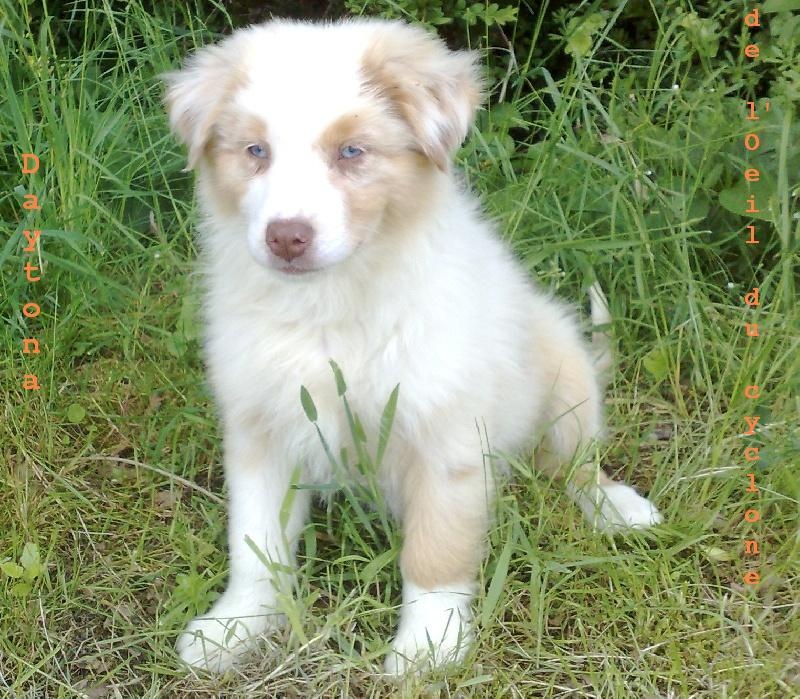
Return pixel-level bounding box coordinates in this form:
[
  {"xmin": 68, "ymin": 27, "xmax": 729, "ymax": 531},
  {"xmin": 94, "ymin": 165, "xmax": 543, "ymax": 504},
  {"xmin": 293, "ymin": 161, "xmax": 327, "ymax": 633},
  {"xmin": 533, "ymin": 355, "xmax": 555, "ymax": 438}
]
[{"xmin": 163, "ymin": 18, "xmax": 662, "ymax": 675}]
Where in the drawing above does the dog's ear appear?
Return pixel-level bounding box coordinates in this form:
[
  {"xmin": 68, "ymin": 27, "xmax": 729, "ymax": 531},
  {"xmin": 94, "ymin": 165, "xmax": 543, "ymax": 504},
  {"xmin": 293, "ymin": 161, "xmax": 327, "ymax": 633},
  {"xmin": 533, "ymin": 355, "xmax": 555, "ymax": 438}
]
[
  {"xmin": 162, "ymin": 43, "xmax": 241, "ymax": 171},
  {"xmin": 363, "ymin": 24, "xmax": 484, "ymax": 171}
]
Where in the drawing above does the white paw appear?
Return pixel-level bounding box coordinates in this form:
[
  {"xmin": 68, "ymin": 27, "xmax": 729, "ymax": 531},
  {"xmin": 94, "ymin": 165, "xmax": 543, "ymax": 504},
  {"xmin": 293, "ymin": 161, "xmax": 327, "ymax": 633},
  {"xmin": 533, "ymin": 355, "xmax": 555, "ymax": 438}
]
[
  {"xmin": 570, "ymin": 483, "xmax": 663, "ymax": 533},
  {"xmin": 384, "ymin": 582, "xmax": 474, "ymax": 675},
  {"xmin": 176, "ymin": 589, "xmax": 282, "ymax": 673}
]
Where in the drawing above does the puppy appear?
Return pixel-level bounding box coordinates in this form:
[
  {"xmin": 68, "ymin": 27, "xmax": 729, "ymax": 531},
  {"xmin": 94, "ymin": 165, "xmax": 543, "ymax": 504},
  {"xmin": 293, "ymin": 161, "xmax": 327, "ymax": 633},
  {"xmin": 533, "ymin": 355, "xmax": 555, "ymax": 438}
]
[{"xmin": 164, "ymin": 18, "xmax": 662, "ymax": 675}]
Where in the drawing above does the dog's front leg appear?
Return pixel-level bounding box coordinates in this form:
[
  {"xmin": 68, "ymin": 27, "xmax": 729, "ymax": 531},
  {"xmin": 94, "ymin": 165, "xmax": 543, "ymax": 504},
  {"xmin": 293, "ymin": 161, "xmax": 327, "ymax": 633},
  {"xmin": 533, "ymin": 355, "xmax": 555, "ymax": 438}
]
[
  {"xmin": 384, "ymin": 460, "xmax": 491, "ymax": 674},
  {"xmin": 177, "ymin": 425, "xmax": 310, "ymax": 673}
]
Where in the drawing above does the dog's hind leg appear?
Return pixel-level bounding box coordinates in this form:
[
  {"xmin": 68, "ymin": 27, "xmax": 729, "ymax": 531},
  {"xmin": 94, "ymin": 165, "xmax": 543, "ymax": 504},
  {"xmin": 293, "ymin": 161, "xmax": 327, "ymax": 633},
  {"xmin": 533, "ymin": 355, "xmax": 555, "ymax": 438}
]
[{"xmin": 533, "ymin": 297, "xmax": 662, "ymax": 532}]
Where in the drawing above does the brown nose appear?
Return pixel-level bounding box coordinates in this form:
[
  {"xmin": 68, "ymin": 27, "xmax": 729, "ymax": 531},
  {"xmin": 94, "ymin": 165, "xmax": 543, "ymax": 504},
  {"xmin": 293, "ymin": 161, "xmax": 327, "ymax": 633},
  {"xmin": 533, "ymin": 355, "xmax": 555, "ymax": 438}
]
[{"xmin": 266, "ymin": 218, "xmax": 314, "ymax": 262}]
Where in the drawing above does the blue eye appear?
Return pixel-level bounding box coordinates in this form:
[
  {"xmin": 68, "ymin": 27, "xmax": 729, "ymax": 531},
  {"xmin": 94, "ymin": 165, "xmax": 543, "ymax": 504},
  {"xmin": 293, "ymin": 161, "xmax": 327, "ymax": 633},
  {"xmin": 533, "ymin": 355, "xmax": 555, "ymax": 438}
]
[
  {"xmin": 339, "ymin": 145, "xmax": 364, "ymax": 159},
  {"xmin": 247, "ymin": 144, "xmax": 269, "ymax": 159}
]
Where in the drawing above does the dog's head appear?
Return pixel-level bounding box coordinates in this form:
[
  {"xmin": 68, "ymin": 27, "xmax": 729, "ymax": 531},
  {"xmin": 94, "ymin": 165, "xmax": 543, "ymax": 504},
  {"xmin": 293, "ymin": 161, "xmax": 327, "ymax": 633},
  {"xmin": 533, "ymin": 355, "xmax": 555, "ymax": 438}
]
[{"xmin": 163, "ymin": 20, "xmax": 482, "ymax": 275}]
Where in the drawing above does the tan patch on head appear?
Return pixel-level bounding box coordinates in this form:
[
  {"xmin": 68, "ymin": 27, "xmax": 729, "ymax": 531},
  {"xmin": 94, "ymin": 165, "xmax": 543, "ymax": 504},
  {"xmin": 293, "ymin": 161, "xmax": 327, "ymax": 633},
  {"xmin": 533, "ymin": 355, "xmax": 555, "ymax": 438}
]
[
  {"xmin": 316, "ymin": 104, "xmax": 414, "ymax": 172},
  {"xmin": 316, "ymin": 104, "xmax": 438, "ymax": 240},
  {"xmin": 203, "ymin": 110, "xmax": 270, "ymax": 215},
  {"xmin": 361, "ymin": 23, "xmax": 483, "ymax": 171},
  {"xmin": 163, "ymin": 37, "xmax": 249, "ymax": 170},
  {"xmin": 349, "ymin": 150, "xmax": 437, "ymax": 236}
]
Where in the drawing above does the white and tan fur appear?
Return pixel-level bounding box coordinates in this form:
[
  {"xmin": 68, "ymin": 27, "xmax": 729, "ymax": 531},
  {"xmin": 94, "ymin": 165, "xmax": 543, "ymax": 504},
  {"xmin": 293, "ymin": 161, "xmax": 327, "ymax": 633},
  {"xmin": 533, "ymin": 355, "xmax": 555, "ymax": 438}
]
[{"xmin": 163, "ymin": 18, "xmax": 662, "ymax": 675}]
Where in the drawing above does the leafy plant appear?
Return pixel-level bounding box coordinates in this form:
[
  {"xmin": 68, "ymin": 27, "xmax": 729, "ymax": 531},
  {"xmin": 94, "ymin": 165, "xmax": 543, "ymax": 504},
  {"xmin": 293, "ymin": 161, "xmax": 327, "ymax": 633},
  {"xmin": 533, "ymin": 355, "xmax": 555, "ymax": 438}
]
[{"xmin": 1, "ymin": 543, "xmax": 44, "ymax": 597}]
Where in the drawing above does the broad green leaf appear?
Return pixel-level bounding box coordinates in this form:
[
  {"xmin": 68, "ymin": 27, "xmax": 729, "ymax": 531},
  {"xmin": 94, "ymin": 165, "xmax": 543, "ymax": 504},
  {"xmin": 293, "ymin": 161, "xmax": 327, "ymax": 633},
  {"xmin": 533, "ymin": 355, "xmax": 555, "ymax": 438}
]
[
  {"xmin": 66, "ymin": 403, "xmax": 86, "ymax": 423},
  {"xmin": 24, "ymin": 562, "xmax": 44, "ymax": 582},
  {"xmin": 763, "ymin": 0, "xmax": 800, "ymax": 11},
  {"xmin": 329, "ymin": 360, "xmax": 347, "ymax": 396},
  {"xmin": 701, "ymin": 545, "xmax": 734, "ymax": 562},
  {"xmin": 718, "ymin": 177, "xmax": 777, "ymax": 223},
  {"xmin": 11, "ymin": 582, "xmax": 32, "ymax": 596},
  {"xmin": 1, "ymin": 562, "xmax": 24, "ymax": 578},
  {"xmin": 376, "ymin": 385, "xmax": 400, "ymax": 468},
  {"xmin": 20, "ymin": 543, "xmax": 40, "ymax": 570},
  {"xmin": 300, "ymin": 386, "xmax": 317, "ymax": 422},
  {"xmin": 643, "ymin": 347, "xmax": 670, "ymax": 381}
]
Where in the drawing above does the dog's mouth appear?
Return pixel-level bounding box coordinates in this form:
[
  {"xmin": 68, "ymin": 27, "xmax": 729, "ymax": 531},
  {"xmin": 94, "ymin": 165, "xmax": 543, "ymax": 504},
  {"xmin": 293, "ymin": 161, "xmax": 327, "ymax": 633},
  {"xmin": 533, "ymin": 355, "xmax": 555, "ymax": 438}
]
[{"xmin": 278, "ymin": 264, "xmax": 315, "ymax": 275}]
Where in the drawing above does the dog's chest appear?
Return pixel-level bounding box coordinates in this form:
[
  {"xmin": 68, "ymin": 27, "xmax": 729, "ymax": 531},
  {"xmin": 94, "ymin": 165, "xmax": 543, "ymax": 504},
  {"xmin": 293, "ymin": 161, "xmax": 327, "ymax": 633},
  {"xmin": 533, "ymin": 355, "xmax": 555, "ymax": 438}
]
[
  {"xmin": 208, "ymin": 310, "xmax": 409, "ymax": 449},
  {"xmin": 284, "ymin": 322, "xmax": 407, "ymax": 478}
]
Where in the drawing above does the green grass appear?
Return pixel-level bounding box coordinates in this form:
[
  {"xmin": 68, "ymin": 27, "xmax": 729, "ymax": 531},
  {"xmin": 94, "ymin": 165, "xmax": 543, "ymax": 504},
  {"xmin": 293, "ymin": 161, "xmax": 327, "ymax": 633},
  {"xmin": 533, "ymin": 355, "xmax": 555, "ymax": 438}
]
[{"xmin": 1, "ymin": 1, "xmax": 798, "ymax": 696}]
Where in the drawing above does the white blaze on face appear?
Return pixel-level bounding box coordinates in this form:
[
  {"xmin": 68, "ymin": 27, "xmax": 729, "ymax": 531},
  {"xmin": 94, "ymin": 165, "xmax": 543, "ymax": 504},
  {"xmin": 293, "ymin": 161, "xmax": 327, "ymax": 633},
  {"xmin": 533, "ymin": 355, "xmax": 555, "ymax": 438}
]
[
  {"xmin": 240, "ymin": 137, "xmax": 352, "ymax": 270},
  {"xmin": 234, "ymin": 30, "xmax": 375, "ymax": 272}
]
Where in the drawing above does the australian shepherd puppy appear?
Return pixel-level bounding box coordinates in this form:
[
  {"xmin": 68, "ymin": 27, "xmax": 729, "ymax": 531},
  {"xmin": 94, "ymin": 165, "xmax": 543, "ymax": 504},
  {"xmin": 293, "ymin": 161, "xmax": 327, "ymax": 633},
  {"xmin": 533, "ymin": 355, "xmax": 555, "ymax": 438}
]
[{"xmin": 164, "ymin": 18, "xmax": 662, "ymax": 675}]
